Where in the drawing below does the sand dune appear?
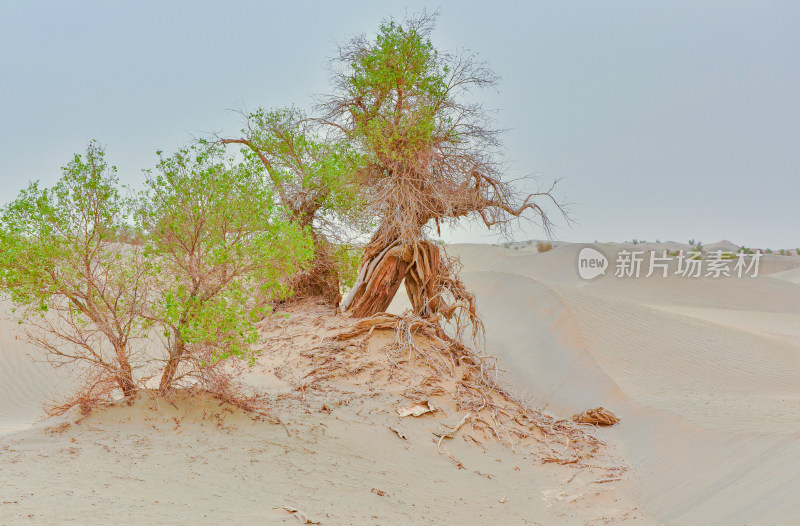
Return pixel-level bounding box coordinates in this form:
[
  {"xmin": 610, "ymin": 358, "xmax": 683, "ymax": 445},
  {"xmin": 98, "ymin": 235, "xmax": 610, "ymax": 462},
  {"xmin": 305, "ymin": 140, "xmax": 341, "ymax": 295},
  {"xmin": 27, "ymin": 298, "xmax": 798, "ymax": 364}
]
[
  {"xmin": 1, "ymin": 302, "xmax": 651, "ymax": 525},
  {"xmin": 0, "ymin": 306, "xmax": 73, "ymax": 435},
  {"xmin": 770, "ymin": 267, "xmax": 800, "ymax": 284},
  {"xmin": 4, "ymin": 392, "xmax": 612, "ymax": 525},
  {"xmin": 448, "ymin": 243, "xmax": 800, "ymax": 525},
  {"xmin": 2, "ymin": 241, "xmax": 799, "ymax": 524}
]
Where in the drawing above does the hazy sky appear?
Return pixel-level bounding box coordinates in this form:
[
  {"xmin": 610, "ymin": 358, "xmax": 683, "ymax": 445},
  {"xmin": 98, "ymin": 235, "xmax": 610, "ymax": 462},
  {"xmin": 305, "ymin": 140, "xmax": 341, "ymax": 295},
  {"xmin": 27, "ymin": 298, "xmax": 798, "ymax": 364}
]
[{"xmin": 1, "ymin": 1, "xmax": 798, "ymax": 247}]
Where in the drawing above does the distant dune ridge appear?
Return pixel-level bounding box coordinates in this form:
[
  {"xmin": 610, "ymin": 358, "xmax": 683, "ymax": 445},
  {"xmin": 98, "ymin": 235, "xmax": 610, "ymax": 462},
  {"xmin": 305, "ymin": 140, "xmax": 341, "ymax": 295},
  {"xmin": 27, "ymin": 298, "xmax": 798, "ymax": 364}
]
[{"xmin": 2, "ymin": 240, "xmax": 800, "ymax": 524}]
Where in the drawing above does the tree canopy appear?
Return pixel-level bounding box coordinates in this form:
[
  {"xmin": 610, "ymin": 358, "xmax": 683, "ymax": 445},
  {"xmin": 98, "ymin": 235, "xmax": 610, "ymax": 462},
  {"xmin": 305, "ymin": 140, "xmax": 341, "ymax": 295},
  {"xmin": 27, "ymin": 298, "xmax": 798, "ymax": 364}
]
[
  {"xmin": 221, "ymin": 107, "xmax": 366, "ymax": 302},
  {"xmin": 0, "ymin": 12, "xmax": 565, "ymax": 410},
  {"xmin": 322, "ymin": 12, "xmax": 565, "ymax": 318}
]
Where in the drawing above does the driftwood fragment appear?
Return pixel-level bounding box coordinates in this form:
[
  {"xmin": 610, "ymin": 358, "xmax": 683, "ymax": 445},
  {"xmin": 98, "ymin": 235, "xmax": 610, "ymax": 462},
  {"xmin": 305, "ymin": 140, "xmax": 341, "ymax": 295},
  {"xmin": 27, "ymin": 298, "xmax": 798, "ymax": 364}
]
[
  {"xmin": 435, "ymin": 414, "xmax": 471, "ymax": 453},
  {"xmin": 397, "ymin": 400, "xmax": 436, "ymax": 417},
  {"xmin": 571, "ymin": 407, "xmax": 620, "ymax": 426},
  {"xmin": 275, "ymin": 506, "xmax": 321, "ymax": 524},
  {"xmin": 389, "ymin": 425, "xmax": 408, "ymax": 441}
]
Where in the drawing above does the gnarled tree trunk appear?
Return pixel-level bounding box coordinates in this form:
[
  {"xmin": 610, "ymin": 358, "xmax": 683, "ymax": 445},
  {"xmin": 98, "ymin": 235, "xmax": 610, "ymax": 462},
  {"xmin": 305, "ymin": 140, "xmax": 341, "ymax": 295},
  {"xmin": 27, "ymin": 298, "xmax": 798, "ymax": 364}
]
[
  {"xmin": 290, "ymin": 235, "xmax": 342, "ymax": 307},
  {"xmin": 342, "ymin": 236, "xmax": 442, "ymax": 318}
]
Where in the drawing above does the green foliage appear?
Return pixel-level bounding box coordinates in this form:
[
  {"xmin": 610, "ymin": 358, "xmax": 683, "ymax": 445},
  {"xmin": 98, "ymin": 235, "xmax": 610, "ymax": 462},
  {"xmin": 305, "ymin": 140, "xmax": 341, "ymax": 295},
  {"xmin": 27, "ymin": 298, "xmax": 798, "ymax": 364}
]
[
  {"xmin": 0, "ymin": 142, "xmax": 129, "ymax": 306},
  {"xmin": 0, "ymin": 140, "xmax": 317, "ymax": 400},
  {"xmin": 236, "ymin": 107, "xmax": 365, "ymax": 226},
  {"xmin": 346, "ymin": 19, "xmax": 447, "ymax": 160},
  {"xmin": 0, "ymin": 142, "xmax": 148, "ymax": 394},
  {"xmin": 140, "ymin": 143, "xmax": 314, "ymax": 365},
  {"xmin": 325, "ymin": 11, "xmax": 524, "ymax": 255},
  {"xmin": 331, "ymin": 244, "xmax": 363, "ymax": 289}
]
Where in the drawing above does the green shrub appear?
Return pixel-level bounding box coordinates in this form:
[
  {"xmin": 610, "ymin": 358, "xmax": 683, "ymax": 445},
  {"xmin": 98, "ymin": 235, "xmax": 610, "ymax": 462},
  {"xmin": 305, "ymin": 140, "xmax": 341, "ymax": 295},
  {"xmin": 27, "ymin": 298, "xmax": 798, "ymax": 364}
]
[
  {"xmin": 0, "ymin": 142, "xmax": 148, "ymax": 398},
  {"xmin": 141, "ymin": 143, "xmax": 314, "ymax": 390},
  {"xmin": 0, "ymin": 141, "xmax": 315, "ymax": 406}
]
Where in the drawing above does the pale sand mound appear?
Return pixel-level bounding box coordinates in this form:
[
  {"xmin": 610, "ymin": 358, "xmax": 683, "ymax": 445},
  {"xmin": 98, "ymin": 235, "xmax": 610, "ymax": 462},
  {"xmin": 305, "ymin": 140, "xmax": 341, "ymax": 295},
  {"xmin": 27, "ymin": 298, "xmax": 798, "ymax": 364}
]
[
  {"xmin": 1, "ymin": 390, "xmax": 649, "ymax": 525},
  {"xmin": 1, "ymin": 300, "xmax": 653, "ymax": 525},
  {"xmin": 446, "ymin": 243, "xmax": 800, "ymax": 525}
]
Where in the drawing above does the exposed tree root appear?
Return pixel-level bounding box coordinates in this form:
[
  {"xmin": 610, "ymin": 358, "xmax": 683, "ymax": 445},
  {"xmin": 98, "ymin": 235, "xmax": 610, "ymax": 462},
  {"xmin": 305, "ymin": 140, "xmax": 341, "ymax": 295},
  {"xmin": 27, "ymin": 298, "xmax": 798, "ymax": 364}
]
[
  {"xmin": 44, "ymin": 371, "xmax": 119, "ymax": 417},
  {"xmin": 248, "ymin": 298, "xmax": 610, "ymax": 468},
  {"xmin": 326, "ymin": 310, "xmax": 602, "ymax": 464}
]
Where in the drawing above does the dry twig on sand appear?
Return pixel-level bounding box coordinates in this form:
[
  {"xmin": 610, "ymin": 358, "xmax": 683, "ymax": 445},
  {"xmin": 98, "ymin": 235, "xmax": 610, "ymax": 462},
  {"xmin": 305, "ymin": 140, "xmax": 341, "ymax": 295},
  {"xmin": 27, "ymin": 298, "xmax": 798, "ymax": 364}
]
[{"xmin": 435, "ymin": 414, "xmax": 471, "ymax": 452}]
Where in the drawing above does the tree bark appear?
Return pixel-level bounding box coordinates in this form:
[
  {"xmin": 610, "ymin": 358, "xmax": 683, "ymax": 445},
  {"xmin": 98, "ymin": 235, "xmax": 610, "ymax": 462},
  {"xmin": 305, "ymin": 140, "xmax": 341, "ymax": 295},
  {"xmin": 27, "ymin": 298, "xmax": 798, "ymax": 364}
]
[
  {"xmin": 114, "ymin": 344, "xmax": 137, "ymax": 398},
  {"xmin": 403, "ymin": 242, "xmax": 442, "ymax": 317},
  {"xmin": 158, "ymin": 331, "xmax": 186, "ymax": 392},
  {"xmin": 343, "ymin": 239, "xmax": 441, "ymax": 318}
]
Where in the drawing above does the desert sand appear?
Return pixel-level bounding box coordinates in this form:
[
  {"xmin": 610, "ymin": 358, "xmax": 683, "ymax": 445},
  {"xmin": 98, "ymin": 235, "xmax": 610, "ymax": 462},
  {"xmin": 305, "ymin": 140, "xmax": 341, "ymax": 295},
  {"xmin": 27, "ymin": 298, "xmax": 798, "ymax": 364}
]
[
  {"xmin": 446, "ymin": 242, "xmax": 800, "ymax": 525},
  {"xmin": 2, "ymin": 241, "xmax": 799, "ymax": 525}
]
